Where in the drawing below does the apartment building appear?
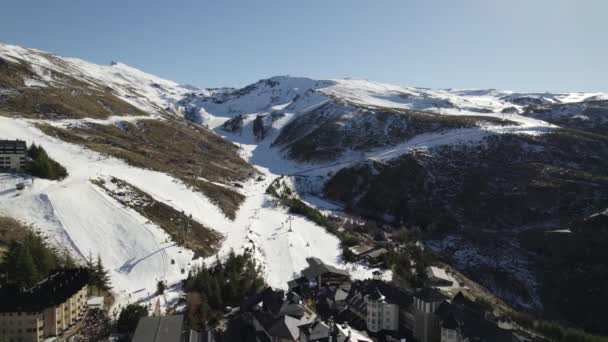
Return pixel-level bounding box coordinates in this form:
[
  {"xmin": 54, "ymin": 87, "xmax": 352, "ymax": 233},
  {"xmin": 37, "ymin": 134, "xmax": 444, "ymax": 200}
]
[
  {"xmin": 0, "ymin": 269, "xmax": 89, "ymax": 342},
  {"xmin": 0, "ymin": 140, "xmax": 27, "ymax": 172}
]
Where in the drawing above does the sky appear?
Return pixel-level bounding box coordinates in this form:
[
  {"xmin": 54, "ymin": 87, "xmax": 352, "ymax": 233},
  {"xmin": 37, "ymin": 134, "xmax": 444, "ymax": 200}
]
[{"xmin": 1, "ymin": 0, "xmax": 606, "ymax": 92}]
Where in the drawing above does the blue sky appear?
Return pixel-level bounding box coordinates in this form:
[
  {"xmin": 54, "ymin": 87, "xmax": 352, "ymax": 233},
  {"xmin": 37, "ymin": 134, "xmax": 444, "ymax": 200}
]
[{"xmin": 1, "ymin": 0, "xmax": 606, "ymax": 92}]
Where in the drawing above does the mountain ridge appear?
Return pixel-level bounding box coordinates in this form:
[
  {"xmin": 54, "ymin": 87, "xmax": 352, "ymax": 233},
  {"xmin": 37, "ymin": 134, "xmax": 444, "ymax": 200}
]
[{"xmin": 1, "ymin": 42, "xmax": 608, "ymax": 334}]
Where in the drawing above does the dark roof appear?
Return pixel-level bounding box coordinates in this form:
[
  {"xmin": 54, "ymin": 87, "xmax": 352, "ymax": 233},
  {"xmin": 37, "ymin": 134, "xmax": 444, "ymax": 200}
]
[
  {"xmin": 221, "ymin": 314, "xmax": 263, "ymax": 342},
  {"xmin": 302, "ymin": 257, "xmax": 350, "ymax": 281},
  {"xmin": 414, "ymin": 287, "xmax": 447, "ymax": 303},
  {"xmin": 267, "ymin": 315, "xmax": 302, "ymax": 341},
  {"xmin": 442, "ymin": 312, "xmax": 460, "ymax": 330},
  {"xmin": 0, "ymin": 140, "xmax": 26, "ymax": 154},
  {"xmin": 240, "ymin": 287, "xmax": 283, "ymax": 314},
  {"xmin": 335, "ymin": 308, "xmax": 366, "ymax": 332},
  {"xmin": 286, "ymin": 291, "xmax": 301, "ymax": 304},
  {"xmin": 347, "ymin": 280, "xmax": 413, "ymax": 307},
  {"xmin": 435, "ymin": 296, "xmax": 515, "ymax": 342},
  {"xmin": 366, "ymin": 248, "xmax": 388, "ymax": 259},
  {"xmin": 288, "ymin": 276, "xmax": 307, "ymax": 290},
  {"xmin": 367, "ymin": 287, "xmax": 383, "ymax": 301},
  {"xmin": 132, "ymin": 315, "xmax": 184, "ymax": 342},
  {"xmin": 283, "ymin": 303, "xmax": 306, "ymax": 319},
  {"xmin": 0, "ymin": 268, "xmax": 89, "ymax": 313},
  {"xmin": 299, "ymin": 320, "xmax": 330, "ymax": 341}
]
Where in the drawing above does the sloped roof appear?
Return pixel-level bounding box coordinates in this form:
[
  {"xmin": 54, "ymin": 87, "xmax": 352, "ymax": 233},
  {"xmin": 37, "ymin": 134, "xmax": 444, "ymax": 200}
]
[
  {"xmin": 0, "ymin": 268, "xmax": 89, "ymax": 313},
  {"xmin": 366, "ymin": 248, "xmax": 388, "ymax": 258},
  {"xmin": 349, "ymin": 279, "xmax": 413, "ymax": 307},
  {"xmin": 299, "ymin": 320, "xmax": 330, "ymax": 340},
  {"xmin": 268, "ymin": 315, "xmax": 304, "ymax": 341},
  {"xmin": 302, "ymin": 257, "xmax": 350, "ymax": 280},
  {"xmin": 435, "ymin": 296, "xmax": 515, "ymax": 342},
  {"xmin": 335, "ymin": 288, "xmax": 349, "ymax": 302},
  {"xmin": 414, "ymin": 287, "xmax": 447, "ymax": 303},
  {"xmin": 240, "ymin": 287, "xmax": 283, "ymax": 314},
  {"xmin": 132, "ymin": 315, "xmax": 184, "ymax": 342},
  {"xmin": 336, "ymin": 324, "xmax": 373, "ymax": 342}
]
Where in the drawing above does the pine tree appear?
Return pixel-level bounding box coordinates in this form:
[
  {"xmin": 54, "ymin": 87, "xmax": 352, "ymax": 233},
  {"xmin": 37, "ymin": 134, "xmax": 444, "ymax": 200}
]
[
  {"xmin": 95, "ymin": 254, "xmax": 111, "ymax": 291},
  {"xmin": 9, "ymin": 243, "xmax": 39, "ymax": 287},
  {"xmin": 62, "ymin": 248, "xmax": 75, "ymax": 268},
  {"xmin": 116, "ymin": 304, "xmax": 148, "ymax": 334},
  {"xmin": 156, "ymin": 280, "xmax": 166, "ymax": 295},
  {"xmin": 27, "ymin": 233, "xmax": 57, "ymax": 277},
  {"xmin": 26, "ymin": 144, "xmax": 67, "ymax": 180}
]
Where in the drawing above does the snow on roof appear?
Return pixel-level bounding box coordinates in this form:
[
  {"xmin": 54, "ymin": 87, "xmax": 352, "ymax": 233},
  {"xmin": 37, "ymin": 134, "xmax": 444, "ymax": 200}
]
[
  {"xmin": 336, "ymin": 323, "xmax": 373, "ymax": 342},
  {"xmin": 87, "ymin": 296, "xmax": 105, "ymax": 309},
  {"xmin": 426, "ymin": 266, "xmax": 451, "ymax": 281},
  {"xmin": 349, "ymin": 244, "xmax": 374, "ymax": 256}
]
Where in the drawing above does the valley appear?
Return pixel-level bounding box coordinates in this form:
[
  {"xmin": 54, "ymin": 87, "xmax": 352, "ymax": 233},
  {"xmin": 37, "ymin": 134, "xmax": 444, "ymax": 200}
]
[{"xmin": 0, "ymin": 42, "xmax": 607, "ymax": 338}]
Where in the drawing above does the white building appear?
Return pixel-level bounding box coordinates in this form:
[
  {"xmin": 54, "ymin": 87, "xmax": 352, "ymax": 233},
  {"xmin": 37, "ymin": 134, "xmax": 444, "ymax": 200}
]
[
  {"xmin": 0, "ymin": 140, "xmax": 27, "ymax": 172},
  {"xmin": 345, "ymin": 280, "xmax": 415, "ymax": 335},
  {"xmin": 365, "ymin": 289, "xmax": 399, "ymax": 333}
]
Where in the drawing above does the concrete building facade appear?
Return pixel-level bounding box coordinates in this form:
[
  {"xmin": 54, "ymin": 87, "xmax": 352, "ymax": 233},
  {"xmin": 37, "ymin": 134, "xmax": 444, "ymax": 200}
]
[
  {"xmin": 0, "ymin": 140, "xmax": 27, "ymax": 172},
  {"xmin": 0, "ymin": 269, "xmax": 89, "ymax": 342}
]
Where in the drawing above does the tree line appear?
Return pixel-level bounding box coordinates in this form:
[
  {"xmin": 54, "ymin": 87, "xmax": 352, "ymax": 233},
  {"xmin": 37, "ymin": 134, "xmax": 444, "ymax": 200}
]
[
  {"xmin": 0, "ymin": 229, "xmax": 110, "ymax": 291},
  {"xmin": 184, "ymin": 249, "xmax": 265, "ymax": 328},
  {"xmin": 27, "ymin": 144, "xmax": 68, "ymax": 180}
]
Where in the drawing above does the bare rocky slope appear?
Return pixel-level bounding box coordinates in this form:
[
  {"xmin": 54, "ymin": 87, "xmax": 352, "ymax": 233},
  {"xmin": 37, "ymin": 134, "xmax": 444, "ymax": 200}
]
[{"xmin": 322, "ymin": 128, "xmax": 608, "ymax": 333}]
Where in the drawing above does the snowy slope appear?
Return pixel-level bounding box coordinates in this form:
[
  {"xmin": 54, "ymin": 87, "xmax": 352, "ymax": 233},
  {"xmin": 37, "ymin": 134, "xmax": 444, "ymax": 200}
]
[
  {"xmin": 181, "ymin": 75, "xmax": 606, "ymax": 126},
  {"xmin": 0, "ymin": 116, "xmax": 384, "ymax": 312},
  {"xmin": 0, "ymin": 43, "xmax": 196, "ymax": 114},
  {"xmin": 1, "ymin": 42, "xmax": 606, "ymax": 315},
  {"xmin": 179, "ymin": 76, "xmax": 608, "ymax": 165}
]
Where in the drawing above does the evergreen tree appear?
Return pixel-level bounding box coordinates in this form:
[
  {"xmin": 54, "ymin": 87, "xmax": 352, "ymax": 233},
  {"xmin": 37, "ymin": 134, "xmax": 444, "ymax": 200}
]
[
  {"xmin": 26, "ymin": 144, "xmax": 68, "ymax": 180},
  {"xmin": 184, "ymin": 250, "xmax": 265, "ymax": 327},
  {"xmin": 116, "ymin": 304, "xmax": 148, "ymax": 335},
  {"xmin": 62, "ymin": 248, "xmax": 76, "ymax": 268},
  {"xmin": 85, "ymin": 252, "xmax": 95, "ymax": 270},
  {"xmin": 156, "ymin": 280, "xmax": 166, "ymax": 295},
  {"xmin": 0, "ymin": 230, "xmax": 63, "ymax": 288},
  {"xmin": 6, "ymin": 243, "xmax": 39, "ymax": 287},
  {"xmin": 26, "ymin": 233, "xmax": 57, "ymax": 276},
  {"xmin": 85, "ymin": 253, "xmax": 112, "ymax": 291}
]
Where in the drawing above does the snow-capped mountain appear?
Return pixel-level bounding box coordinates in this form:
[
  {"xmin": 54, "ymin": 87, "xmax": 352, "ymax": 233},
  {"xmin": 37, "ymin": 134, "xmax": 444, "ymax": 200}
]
[
  {"xmin": 0, "ymin": 43, "xmax": 194, "ymax": 115},
  {"xmin": 178, "ymin": 75, "xmax": 608, "ymax": 163},
  {"xmin": 0, "ymin": 43, "xmax": 384, "ymax": 313},
  {"xmin": 1, "ymin": 42, "xmax": 607, "ymax": 328},
  {"xmin": 176, "ymin": 75, "xmax": 608, "ymax": 320}
]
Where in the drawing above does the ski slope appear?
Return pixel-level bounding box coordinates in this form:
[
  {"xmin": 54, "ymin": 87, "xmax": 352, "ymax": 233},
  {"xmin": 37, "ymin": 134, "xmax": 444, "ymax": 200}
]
[
  {"xmin": 0, "ymin": 116, "xmax": 385, "ymax": 312},
  {"xmin": 2, "ymin": 42, "xmax": 606, "ymax": 315}
]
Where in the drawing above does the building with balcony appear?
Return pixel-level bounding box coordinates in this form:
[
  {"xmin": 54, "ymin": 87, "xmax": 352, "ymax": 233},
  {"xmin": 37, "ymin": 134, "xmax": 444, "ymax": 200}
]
[{"xmin": 0, "ymin": 268, "xmax": 89, "ymax": 342}]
